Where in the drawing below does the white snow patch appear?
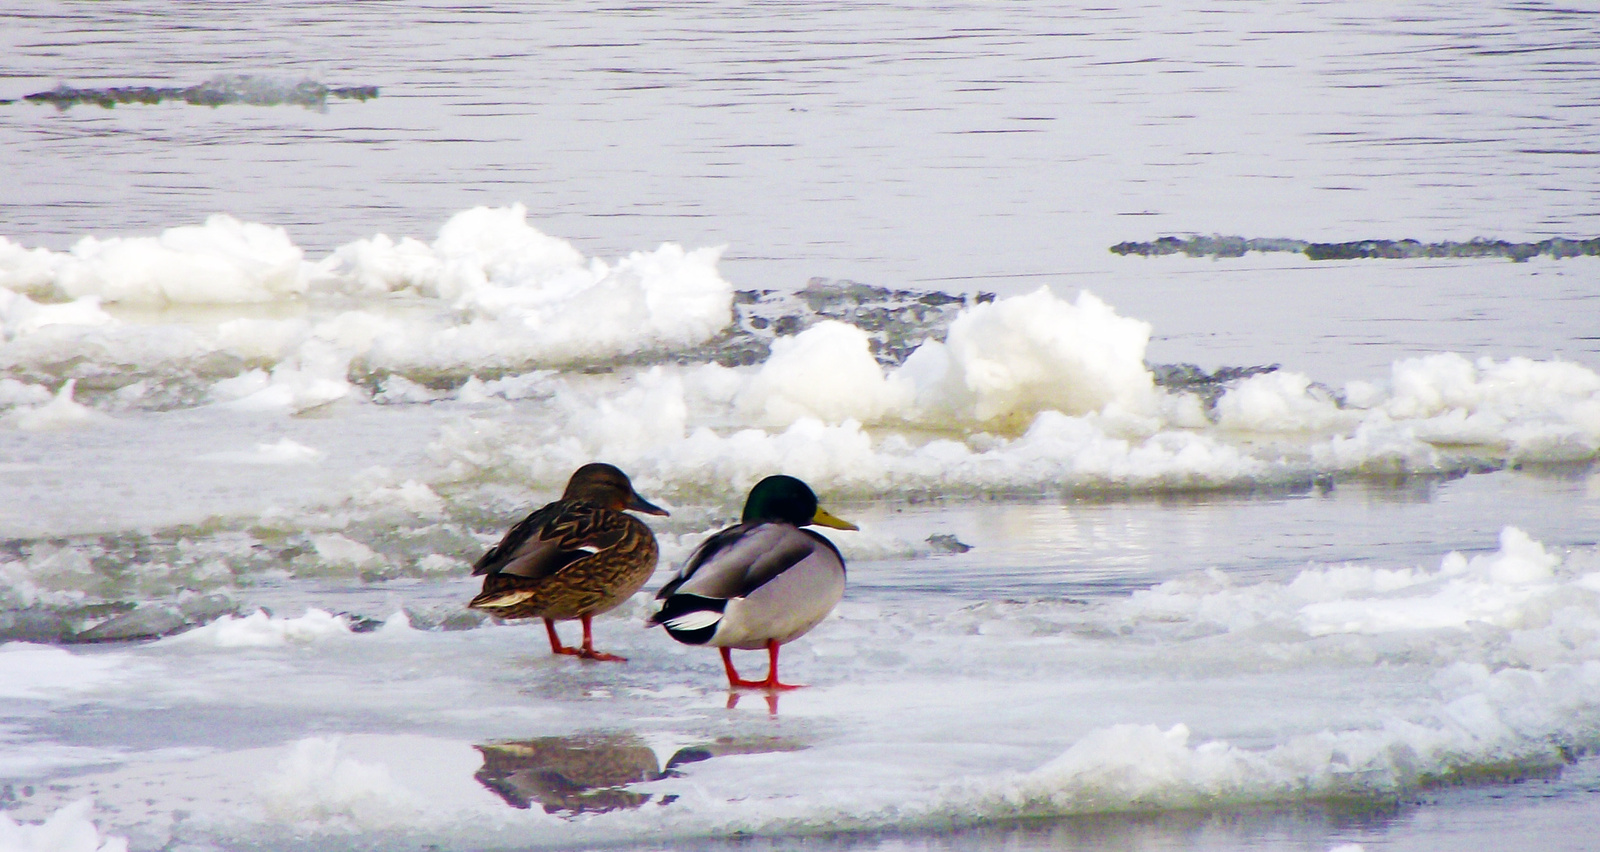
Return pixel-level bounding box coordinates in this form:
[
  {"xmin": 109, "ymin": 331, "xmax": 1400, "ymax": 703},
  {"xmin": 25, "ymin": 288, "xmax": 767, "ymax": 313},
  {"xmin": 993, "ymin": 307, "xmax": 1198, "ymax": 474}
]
[
  {"xmin": 903, "ymin": 288, "xmax": 1156, "ymax": 428},
  {"xmin": 0, "ymin": 644, "xmax": 131, "ymax": 700},
  {"xmin": 14, "ymin": 215, "xmax": 309, "ymax": 305},
  {"xmin": 197, "ymin": 437, "xmax": 324, "ymax": 465},
  {"xmin": 322, "ymin": 204, "xmax": 734, "ymax": 368},
  {"xmin": 258, "ymin": 738, "xmax": 425, "ymax": 828},
  {"xmin": 8, "ymin": 380, "xmax": 103, "ymax": 431},
  {"xmin": 165, "ymin": 609, "xmax": 353, "ymax": 647},
  {"xmin": 0, "ymin": 799, "xmax": 127, "ymax": 852},
  {"xmin": 738, "ymin": 321, "xmax": 912, "ymax": 426},
  {"xmin": 310, "ymin": 535, "xmax": 385, "ymax": 570}
]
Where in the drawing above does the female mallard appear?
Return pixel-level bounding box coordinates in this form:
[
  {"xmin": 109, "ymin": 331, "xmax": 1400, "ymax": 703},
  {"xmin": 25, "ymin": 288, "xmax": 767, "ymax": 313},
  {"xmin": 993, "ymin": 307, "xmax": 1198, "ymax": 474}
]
[
  {"xmin": 651, "ymin": 475, "xmax": 857, "ymax": 689},
  {"xmin": 469, "ymin": 463, "xmax": 668, "ymax": 662}
]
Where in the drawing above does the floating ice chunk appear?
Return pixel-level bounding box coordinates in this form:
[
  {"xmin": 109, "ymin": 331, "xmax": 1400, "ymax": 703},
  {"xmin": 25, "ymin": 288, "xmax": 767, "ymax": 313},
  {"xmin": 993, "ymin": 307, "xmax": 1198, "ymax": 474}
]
[
  {"xmin": 197, "ymin": 437, "xmax": 325, "ymax": 465},
  {"xmin": 477, "ymin": 370, "xmax": 559, "ymax": 401},
  {"xmin": 9, "ymin": 380, "xmax": 103, "ymax": 431},
  {"xmin": 310, "ymin": 534, "xmax": 385, "ymax": 571},
  {"xmin": 375, "ymin": 610, "xmax": 419, "ymax": 637},
  {"xmin": 31, "ymin": 215, "xmax": 310, "ymax": 305},
  {"xmin": 1371, "ymin": 354, "xmax": 1600, "ymax": 459},
  {"xmin": 982, "ymin": 646, "xmax": 1600, "ymax": 818},
  {"xmin": 737, "ymin": 321, "xmax": 913, "ymax": 426},
  {"xmin": 209, "ymin": 369, "xmax": 273, "ymax": 402},
  {"xmin": 416, "ymin": 553, "xmax": 469, "ymax": 574},
  {"xmin": 0, "ymin": 289, "xmax": 113, "ymax": 337},
  {"xmin": 1001, "ymin": 410, "xmax": 1265, "ymax": 486},
  {"xmin": 210, "ymin": 368, "xmax": 351, "ymax": 413},
  {"xmin": 1385, "ymin": 353, "xmax": 1483, "ymax": 419},
  {"xmin": 323, "ymin": 205, "xmax": 734, "ymax": 366},
  {"xmin": 310, "ymin": 309, "xmax": 403, "ymax": 355},
  {"xmin": 375, "ymin": 374, "xmax": 448, "ymax": 404},
  {"xmin": 1154, "ymin": 388, "xmax": 1212, "ymax": 429},
  {"xmin": 0, "ymin": 378, "xmax": 52, "ymax": 408},
  {"xmin": 430, "ymin": 205, "xmax": 588, "ymax": 301},
  {"xmin": 214, "ymin": 316, "xmax": 313, "ymax": 362},
  {"xmin": 259, "ymin": 737, "xmax": 426, "ymax": 828},
  {"xmin": 671, "ymin": 417, "xmax": 884, "ymax": 493},
  {"xmin": 430, "ymin": 363, "xmax": 1272, "ymax": 496},
  {"xmin": 453, "ymin": 377, "xmax": 497, "ymax": 405},
  {"xmin": 0, "ymin": 545, "xmax": 94, "ymax": 609},
  {"xmin": 997, "ymin": 722, "xmax": 1269, "ymax": 811},
  {"xmin": 1310, "ymin": 417, "xmax": 1441, "ymax": 474},
  {"xmin": 1215, "ymin": 371, "xmax": 1354, "ymax": 433},
  {"xmin": 448, "ymin": 371, "xmax": 559, "ymax": 404},
  {"xmin": 0, "ymin": 799, "xmax": 127, "ymax": 852},
  {"xmin": 0, "ymin": 238, "xmax": 66, "ymax": 295},
  {"xmin": 564, "ymin": 367, "xmax": 692, "ymax": 463},
  {"xmin": 1379, "ymin": 353, "xmax": 1599, "ymax": 420},
  {"xmin": 251, "ymin": 736, "xmax": 507, "ymax": 831},
  {"xmin": 905, "ymin": 288, "xmax": 1155, "ymax": 429},
  {"xmin": 313, "ymin": 232, "xmax": 444, "ymax": 297},
  {"xmin": 168, "ymin": 609, "xmax": 353, "ymax": 647},
  {"xmin": 1465, "ymin": 526, "xmax": 1561, "ymax": 585},
  {"xmin": 1122, "ymin": 525, "xmax": 1571, "ymax": 639},
  {"xmin": 211, "ymin": 339, "xmax": 354, "ymax": 413},
  {"xmin": 991, "ymin": 719, "xmax": 1433, "ymax": 816},
  {"xmin": 251, "ymin": 437, "xmax": 325, "ymax": 464},
  {"xmin": 355, "ymin": 479, "xmax": 446, "ymax": 518}
]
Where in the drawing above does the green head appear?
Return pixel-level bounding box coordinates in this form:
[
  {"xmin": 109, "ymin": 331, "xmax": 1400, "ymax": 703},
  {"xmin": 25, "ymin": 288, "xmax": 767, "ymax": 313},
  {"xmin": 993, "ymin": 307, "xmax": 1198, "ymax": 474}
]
[{"xmin": 741, "ymin": 475, "xmax": 858, "ymax": 530}]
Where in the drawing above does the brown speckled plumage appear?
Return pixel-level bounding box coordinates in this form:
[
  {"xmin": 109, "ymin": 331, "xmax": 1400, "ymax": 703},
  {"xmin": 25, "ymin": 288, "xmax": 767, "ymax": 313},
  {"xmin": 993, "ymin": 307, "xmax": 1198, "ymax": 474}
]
[
  {"xmin": 468, "ymin": 463, "xmax": 667, "ymax": 661},
  {"xmin": 473, "ymin": 734, "xmax": 664, "ymax": 814},
  {"xmin": 469, "ymin": 503, "xmax": 659, "ymax": 619}
]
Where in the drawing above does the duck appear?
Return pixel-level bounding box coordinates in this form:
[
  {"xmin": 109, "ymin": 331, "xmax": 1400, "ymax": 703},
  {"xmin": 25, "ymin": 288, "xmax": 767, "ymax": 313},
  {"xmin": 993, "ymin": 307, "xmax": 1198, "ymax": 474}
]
[
  {"xmin": 651, "ymin": 475, "xmax": 857, "ymax": 689},
  {"xmin": 469, "ymin": 463, "xmax": 668, "ymax": 662}
]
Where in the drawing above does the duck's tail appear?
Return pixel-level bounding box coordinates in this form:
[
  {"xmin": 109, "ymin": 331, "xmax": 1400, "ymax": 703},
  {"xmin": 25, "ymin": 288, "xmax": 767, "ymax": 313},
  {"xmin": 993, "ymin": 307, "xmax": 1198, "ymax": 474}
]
[{"xmin": 651, "ymin": 594, "xmax": 725, "ymax": 645}]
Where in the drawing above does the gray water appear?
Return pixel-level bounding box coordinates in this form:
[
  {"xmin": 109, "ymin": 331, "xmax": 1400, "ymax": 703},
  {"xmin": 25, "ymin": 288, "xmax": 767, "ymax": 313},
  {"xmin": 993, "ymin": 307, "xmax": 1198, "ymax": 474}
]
[
  {"xmin": 7, "ymin": 2, "xmax": 1599, "ymax": 274},
  {"xmin": 4, "ymin": 2, "xmax": 1600, "ymax": 850},
  {"xmin": 6, "ymin": 2, "xmax": 1598, "ymax": 383}
]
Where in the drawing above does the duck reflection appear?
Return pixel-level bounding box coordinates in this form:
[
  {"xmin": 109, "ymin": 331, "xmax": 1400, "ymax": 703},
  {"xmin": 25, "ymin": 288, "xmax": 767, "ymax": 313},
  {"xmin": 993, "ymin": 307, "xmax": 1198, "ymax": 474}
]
[
  {"xmin": 475, "ymin": 733, "xmax": 662, "ymax": 814},
  {"xmin": 661, "ymin": 733, "xmax": 806, "ymax": 772},
  {"xmin": 474, "ymin": 733, "xmax": 805, "ymax": 815},
  {"xmin": 726, "ymin": 689, "xmax": 780, "ymax": 714}
]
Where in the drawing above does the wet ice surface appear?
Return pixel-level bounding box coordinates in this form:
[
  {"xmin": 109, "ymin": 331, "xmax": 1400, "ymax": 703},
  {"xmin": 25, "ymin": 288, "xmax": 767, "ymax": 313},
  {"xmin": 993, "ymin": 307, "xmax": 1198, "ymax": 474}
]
[
  {"xmin": 1, "ymin": 323, "xmax": 1597, "ymax": 851},
  {"xmin": 3, "ymin": 482, "xmax": 1600, "ymax": 851},
  {"xmin": 4, "ymin": 1, "xmax": 1600, "ymax": 850}
]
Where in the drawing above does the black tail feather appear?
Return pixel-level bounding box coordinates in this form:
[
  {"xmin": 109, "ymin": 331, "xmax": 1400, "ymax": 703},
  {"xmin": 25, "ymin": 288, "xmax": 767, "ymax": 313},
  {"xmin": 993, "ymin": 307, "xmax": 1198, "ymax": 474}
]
[{"xmin": 651, "ymin": 594, "xmax": 726, "ymax": 646}]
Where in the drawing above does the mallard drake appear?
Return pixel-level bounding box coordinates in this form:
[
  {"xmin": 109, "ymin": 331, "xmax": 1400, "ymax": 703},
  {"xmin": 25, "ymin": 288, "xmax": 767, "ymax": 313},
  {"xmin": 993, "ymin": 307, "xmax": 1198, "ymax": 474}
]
[
  {"xmin": 651, "ymin": 475, "xmax": 857, "ymax": 689},
  {"xmin": 469, "ymin": 463, "xmax": 668, "ymax": 662}
]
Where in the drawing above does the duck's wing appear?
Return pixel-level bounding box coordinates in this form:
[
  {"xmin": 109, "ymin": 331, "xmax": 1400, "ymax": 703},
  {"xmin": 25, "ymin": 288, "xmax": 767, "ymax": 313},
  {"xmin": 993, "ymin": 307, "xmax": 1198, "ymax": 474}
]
[
  {"xmin": 657, "ymin": 523, "xmax": 824, "ymax": 600},
  {"xmin": 473, "ymin": 500, "xmax": 631, "ymax": 582}
]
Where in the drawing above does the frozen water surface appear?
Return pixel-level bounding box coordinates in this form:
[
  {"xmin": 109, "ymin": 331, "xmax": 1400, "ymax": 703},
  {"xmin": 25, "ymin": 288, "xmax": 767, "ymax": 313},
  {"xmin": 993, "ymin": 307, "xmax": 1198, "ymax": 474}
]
[{"xmin": 2, "ymin": 1, "xmax": 1599, "ymax": 850}]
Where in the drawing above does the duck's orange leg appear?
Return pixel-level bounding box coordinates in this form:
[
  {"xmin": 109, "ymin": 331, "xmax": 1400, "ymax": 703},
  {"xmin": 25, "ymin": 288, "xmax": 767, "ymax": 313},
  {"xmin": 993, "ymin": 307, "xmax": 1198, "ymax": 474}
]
[
  {"xmin": 575, "ymin": 614, "xmax": 626, "ymax": 662},
  {"xmin": 722, "ymin": 640, "xmax": 804, "ymax": 690},
  {"xmin": 545, "ymin": 618, "xmax": 579, "ymax": 656}
]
